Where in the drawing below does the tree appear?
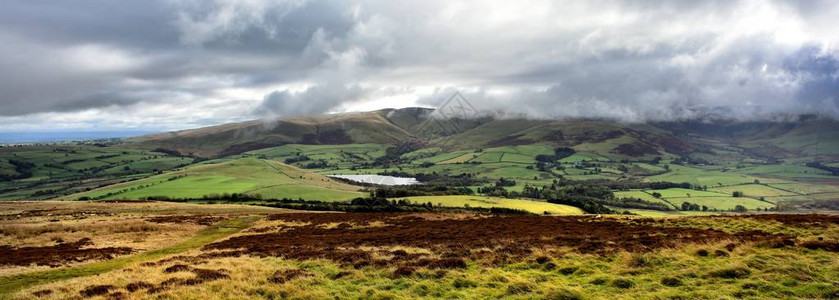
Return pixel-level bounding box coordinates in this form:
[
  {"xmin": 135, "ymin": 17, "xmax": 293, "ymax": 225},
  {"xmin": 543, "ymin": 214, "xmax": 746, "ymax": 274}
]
[
  {"xmin": 652, "ymin": 192, "xmax": 662, "ymax": 198},
  {"xmin": 732, "ymin": 191, "xmax": 743, "ymax": 197},
  {"xmin": 733, "ymin": 205, "xmax": 748, "ymax": 212}
]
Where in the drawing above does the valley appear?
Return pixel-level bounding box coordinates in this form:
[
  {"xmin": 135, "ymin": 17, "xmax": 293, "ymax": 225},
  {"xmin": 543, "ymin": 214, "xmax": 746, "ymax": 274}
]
[{"xmin": 2, "ymin": 108, "xmax": 839, "ymax": 299}]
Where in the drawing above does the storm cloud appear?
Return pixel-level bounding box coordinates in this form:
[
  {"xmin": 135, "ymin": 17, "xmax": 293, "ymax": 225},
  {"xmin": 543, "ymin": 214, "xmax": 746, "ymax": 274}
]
[{"xmin": 0, "ymin": 0, "xmax": 838, "ymax": 130}]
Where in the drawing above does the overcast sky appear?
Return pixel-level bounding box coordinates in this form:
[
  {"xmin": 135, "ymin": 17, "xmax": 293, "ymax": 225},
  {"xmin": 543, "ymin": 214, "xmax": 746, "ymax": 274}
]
[{"xmin": 1, "ymin": 0, "xmax": 838, "ymax": 131}]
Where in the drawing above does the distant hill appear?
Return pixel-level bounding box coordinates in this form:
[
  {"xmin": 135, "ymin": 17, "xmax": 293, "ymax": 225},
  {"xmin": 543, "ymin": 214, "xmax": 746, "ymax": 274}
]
[
  {"xmin": 130, "ymin": 110, "xmax": 414, "ymax": 158},
  {"xmin": 129, "ymin": 108, "xmax": 839, "ymax": 160}
]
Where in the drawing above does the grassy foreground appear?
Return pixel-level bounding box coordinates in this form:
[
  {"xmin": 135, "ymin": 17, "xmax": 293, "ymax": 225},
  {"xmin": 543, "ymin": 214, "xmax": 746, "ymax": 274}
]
[
  {"xmin": 0, "ymin": 216, "xmax": 258, "ymax": 298},
  {"xmin": 9, "ymin": 213, "xmax": 839, "ymax": 299}
]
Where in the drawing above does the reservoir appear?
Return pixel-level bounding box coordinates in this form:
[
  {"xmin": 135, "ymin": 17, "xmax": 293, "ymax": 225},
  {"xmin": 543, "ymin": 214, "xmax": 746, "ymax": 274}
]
[{"xmin": 329, "ymin": 174, "xmax": 420, "ymax": 186}]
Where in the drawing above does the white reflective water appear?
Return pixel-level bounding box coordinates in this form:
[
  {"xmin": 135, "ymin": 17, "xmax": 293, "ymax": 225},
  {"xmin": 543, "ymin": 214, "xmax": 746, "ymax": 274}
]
[{"xmin": 329, "ymin": 174, "xmax": 420, "ymax": 186}]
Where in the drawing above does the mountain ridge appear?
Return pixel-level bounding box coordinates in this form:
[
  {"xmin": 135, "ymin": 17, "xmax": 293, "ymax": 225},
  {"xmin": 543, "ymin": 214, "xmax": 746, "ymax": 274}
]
[{"xmin": 129, "ymin": 107, "xmax": 839, "ymax": 160}]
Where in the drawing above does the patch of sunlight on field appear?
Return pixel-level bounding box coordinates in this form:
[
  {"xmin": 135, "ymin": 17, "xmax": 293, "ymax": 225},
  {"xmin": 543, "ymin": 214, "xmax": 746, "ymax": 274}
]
[{"xmin": 400, "ymin": 195, "xmax": 584, "ymax": 215}]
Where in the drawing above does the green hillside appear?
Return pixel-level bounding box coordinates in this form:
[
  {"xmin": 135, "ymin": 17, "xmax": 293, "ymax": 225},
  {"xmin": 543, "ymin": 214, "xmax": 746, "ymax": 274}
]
[
  {"xmin": 0, "ymin": 145, "xmax": 192, "ymax": 200},
  {"xmin": 67, "ymin": 157, "xmax": 364, "ymax": 202}
]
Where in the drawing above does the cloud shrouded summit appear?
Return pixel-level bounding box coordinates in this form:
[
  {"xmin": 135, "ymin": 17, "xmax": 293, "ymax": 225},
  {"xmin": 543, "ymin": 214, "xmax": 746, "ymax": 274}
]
[{"xmin": 1, "ymin": 0, "xmax": 838, "ymax": 130}]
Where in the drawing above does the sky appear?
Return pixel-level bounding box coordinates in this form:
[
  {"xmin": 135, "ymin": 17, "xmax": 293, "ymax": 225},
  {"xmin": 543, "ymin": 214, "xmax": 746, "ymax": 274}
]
[{"xmin": 0, "ymin": 0, "xmax": 838, "ymax": 131}]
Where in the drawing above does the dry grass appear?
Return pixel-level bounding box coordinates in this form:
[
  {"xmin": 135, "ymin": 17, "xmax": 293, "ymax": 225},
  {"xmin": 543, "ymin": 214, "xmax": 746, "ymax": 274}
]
[
  {"xmin": 3, "ymin": 204, "xmax": 838, "ymax": 299},
  {"xmin": 0, "ymin": 217, "xmax": 201, "ymax": 249},
  {"xmin": 15, "ymin": 239, "xmax": 839, "ymax": 299},
  {"xmin": 0, "ymin": 201, "xmax": 291, "ymax": 276}
]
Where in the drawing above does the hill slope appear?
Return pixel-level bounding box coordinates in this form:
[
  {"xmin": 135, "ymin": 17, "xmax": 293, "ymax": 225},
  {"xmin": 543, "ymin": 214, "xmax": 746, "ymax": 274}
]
[
  {"xmin": 66, "ymin": 157, "xmax": 365, "ymax": 201},
  {"xmin": 129, "ymin": 107, "xmax": 839, "ymax": 161},
  {"xmin": 131, "ymin": 110, "xmax": 414, "ymax": 158}
]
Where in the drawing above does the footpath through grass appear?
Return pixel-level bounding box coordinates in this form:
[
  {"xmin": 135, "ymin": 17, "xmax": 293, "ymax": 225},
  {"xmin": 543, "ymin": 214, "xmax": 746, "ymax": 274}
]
[{"xmin": 0, "ymin": 216, "xmax": 258, "ymax": 298}]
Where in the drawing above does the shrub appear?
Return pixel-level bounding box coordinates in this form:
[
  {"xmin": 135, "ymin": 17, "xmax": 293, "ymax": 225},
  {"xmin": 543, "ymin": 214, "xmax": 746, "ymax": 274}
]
[
  {"xmin": 612, "ymin": 278, "xmax": 634, "ymax": 289},
  {"xmin": 452, "ymin": 277, "xmax": 478, "ymax": 289},
  {"xmin": 393, "ymin": 266, "xmax": 416, "ymax": 277},
  {"xmin": 545, "ymin": 288, "xmax": 583, "ymax": 300},
  {"xmin": 559, "ymin": 267, "xmax": 578, "ymax": 275},
  {"xmin": 505, "ymin": 282, "xmax": 533, "ymax": 295},
  {"xmin": 707, "ymin": 267, "xmax": 751, "ymax": 279},
  {"xmin": 661, "ymin": 277, "xmax": 683, "ymax": 287}
]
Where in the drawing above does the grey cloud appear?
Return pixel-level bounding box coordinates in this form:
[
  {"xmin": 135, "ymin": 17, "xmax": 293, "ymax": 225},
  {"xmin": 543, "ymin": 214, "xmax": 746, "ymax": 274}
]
[
  {"xmin": 1, "ymin": 0, "xmax": 839, "ymax": 130},
  {"xmin": 256, "ymin": 82, "xmax": 368, "ymax": 117}
]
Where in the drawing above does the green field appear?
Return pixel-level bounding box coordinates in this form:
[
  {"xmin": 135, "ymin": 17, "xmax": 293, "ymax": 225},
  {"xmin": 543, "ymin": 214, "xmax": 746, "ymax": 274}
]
[
  {"xmin": 400, "ymin": 195, "xmax": 585, "ymax": 215},
  {"xmin": 647, "ymin": 165, "xmax": 758, "ymax": 187},
  {"xmin": 615, "ymin": 187, "xmax": 777, "ymax": 211},
  {"xmin": 69, "ymin": 157, "xmax": 364, "ymax": 201},
  {"xmin": 710, "ymin": 184, "xmax": 797, "ymax": 197},
  {"xmin": 0, "ymin": 145, "xmax": 192, "ymax": 199},
  {"xmin": 243, "ymin": 144, "xmax": 389, "ymax": 169},
  {"xmin": 613, "ymin": 190, "xmax": 675, "ymax": 207},
  {"xmin": 668, "ymin": 196, "xmax": 775, "ymax": 211}
]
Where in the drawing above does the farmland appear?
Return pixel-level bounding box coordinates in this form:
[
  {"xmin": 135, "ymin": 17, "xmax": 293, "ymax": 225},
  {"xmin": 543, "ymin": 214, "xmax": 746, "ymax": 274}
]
[
  {"xmin": 1, "ymin": 202, "xmax": 838, "ymax": 299},
  {"xmin": 4, "ymin": 140, "xmax": 839, "ymax": 214},
  {"xmin": 0, "ymin": 145, "xmax": 192, "ymax": 200},
  {"xmin": 68, "ymin": 157, "xmax": 365, "ymax": 202}
]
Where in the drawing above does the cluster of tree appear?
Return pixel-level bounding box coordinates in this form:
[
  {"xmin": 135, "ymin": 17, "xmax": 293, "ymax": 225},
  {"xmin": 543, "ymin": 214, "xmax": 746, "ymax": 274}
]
[
  {"xmin": 680, "ymin": 202, "xmax": 707, "ymax": 211},
  {"xmin": 535, "ymin": 147, "xmax": 577, "ymax": 163},
  {"xmin": 519, "ymin": 184, "xmax": 614, "ymax": 214},
  {"xmin": 679, "ymin": 201, "xmax": 748, "ymax": 212},
  {"xmin": 419, "ymin": 162, "xmax": 436, "ymax": 168},
  {"xmin": 283, "ymin": 155, "xmax": 311, "ymax": 164},
  {"xmin": 373, "ymin": 144, "xmax": 420, "ymax": 167},
  {"xmin": 301, "ymin": 159, "xmax": 330, "ymax": 169},
  {"xmin": 368, "ymin": 185, "xmax": 475, "ymax": 198},
  {"xmin": 672, "ymin": 156, "xmax": 712, "ymax": 166},
  {"xmin": 610, "ymin": 197, "xmax": 673, "ymax": 211},
  {"xmin": 378, "ymin": 171, "xmax": 485, "ymax": 186},
  {"xmin": 495, "ymin": 177, "xmax": 516, "ymax": 187},
  {"xmin": 51, "ymin": 148, "xmax": 78, "ymax": 153},
  {"xmin": 477, "ymin": 186, "xmax": 510, "ymax": 197},
  {"xmin": 201, "ymin": 192, "xmax": 263, "ymax": 200},
  {"xmin": 1, "ymin": 159, "xmax": 35, "ymax": 181},
  {"xmin": 153, "ymin": 148, "xmax": 184, "ymax": 157},
  {"xmin": 806, "ymin": 162, "xmax": 839, "ymax": 176},
  {"xmin": 732, "ymin": 191, "xmax": 744, "ymax": 197},
  {"xmin": 205, "ymin": 196, "xmax": 532, "ymax": 214}
]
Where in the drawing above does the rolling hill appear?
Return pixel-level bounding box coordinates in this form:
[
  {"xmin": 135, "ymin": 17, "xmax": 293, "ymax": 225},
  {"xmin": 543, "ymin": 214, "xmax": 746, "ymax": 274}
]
[
  {"xmin": 66, "ymin": 157, "xmax": 365, "ymax": 202},
  {"xmin": 130, "ymin": 107, "xmax": 839, "ymax": 163}
]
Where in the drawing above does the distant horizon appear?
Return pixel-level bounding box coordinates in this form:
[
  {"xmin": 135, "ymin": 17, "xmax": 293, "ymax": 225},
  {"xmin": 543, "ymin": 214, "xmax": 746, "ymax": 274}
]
[{"xmin": 0, "ymin": 130, "xmax": 158, "ymax": 144}]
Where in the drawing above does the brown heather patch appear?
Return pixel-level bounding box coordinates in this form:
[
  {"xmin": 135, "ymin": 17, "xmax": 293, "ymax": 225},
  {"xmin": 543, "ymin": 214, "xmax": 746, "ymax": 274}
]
[
  {"xmin": 204, "ymin": 213, "xmax": 789, "ymax": 268},
  {"xmin": 0, "ymin": 238, "xmax": 133, "ymax": 267},
  {"xmin": 267, "ymin": 269, "xmax": 311, "ymax": 284},
  {"xmin": 145, "ymin": 215, "xmax": 229, "ymax": 226},
  {"xmin": 79, "ymin": 285, "xmax": 115, "ymax": 297}
]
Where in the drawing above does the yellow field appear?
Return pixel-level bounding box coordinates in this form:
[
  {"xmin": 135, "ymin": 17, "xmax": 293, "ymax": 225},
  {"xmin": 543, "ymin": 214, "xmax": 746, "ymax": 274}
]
[{"xmin": 401, "ymin": 195, "xmax": 585, "ymax": 215}]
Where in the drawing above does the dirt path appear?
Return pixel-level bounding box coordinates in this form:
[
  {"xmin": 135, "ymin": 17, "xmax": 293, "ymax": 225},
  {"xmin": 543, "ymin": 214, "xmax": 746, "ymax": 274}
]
[{"xmin": 0, "ymin": 216, "xmax": 258, "ymax": 299}]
